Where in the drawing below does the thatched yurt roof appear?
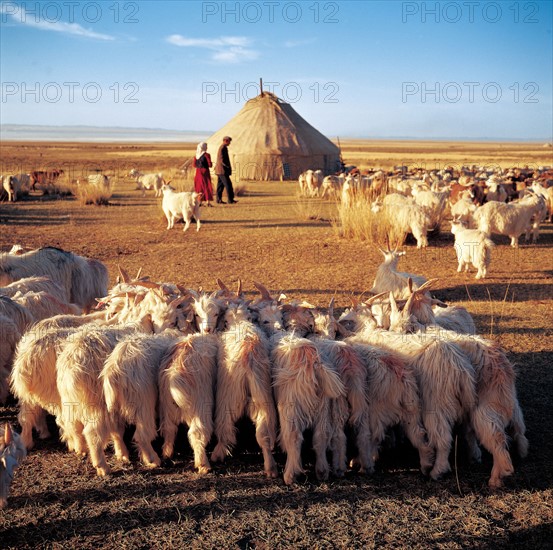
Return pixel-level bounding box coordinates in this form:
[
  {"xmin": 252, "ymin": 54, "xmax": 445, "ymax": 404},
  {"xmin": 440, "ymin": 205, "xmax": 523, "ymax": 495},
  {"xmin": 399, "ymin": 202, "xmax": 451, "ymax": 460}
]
[{"xmin": 206, "ymin": 92, "xmax": 341, "ymax": 181}]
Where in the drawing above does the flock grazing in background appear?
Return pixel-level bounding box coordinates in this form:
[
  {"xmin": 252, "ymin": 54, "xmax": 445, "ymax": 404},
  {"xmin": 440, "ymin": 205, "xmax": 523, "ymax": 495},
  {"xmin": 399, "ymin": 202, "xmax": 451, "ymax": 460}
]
[
  {"xmin": 0, "ymin": 243, "xmax": 530, "ymax": 507},
  {"xmin": 2, "ymin": 164, "xmax": 553, "ymax": 259},
  {"xmin": 298, "ymin": 164, "xmax": 552, "ymax": 278}
]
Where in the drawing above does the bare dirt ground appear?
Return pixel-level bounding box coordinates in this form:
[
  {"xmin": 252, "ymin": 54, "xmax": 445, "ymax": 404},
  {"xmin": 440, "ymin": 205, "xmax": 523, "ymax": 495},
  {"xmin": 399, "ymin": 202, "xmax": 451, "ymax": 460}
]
[{"xmin": 0, "ymin": 140, "xmax": 552, "ymax": 548}]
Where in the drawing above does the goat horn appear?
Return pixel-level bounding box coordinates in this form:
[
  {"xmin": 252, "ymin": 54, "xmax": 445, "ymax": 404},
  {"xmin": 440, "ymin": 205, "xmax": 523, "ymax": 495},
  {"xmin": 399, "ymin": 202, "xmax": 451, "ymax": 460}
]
[
  {"xmin": 4, "ymin": 423, "xmax": 12, "ymax": 445},
  {"xmin": 415, "ymin": 278, "xmax": 440, "ymax": 293},
  {"xmin": 135, "ymin": 267, "xmax": 143, "ymax": 280},
  {"xmin": 253, "ymin": 281, "xmax": 272, "ymax": 301},
  {"xmin": 363, "ymin": 291, "xmax": 388, "ymax": 305},
  {"xmin": 176, "ymin": 284, "xmax": 191, "ymax": 295},
  {"xmin": 216, "ymin": 278, "xmax": 230, "ymax": 292},
  {"xmin": 389, "ymin": 291, "xmax": 399, "ymax": 314},
  {"xmin": 328, "ymin": 297, "xmax": 335, "ymax": 316},
  {"xmin": 118, "ymin": 265, "xmax": 131, "ymax": 284},
  {"xmin": 404, "ymin": 290, "xmax": 416, "ymax": 315},
  {"xmin": 237, "ymin": 278, "xmax": 243, "ymax": 297},
  {"xmin": 131, "ymin": 280, "xmax": 163, "ymax": 290}
]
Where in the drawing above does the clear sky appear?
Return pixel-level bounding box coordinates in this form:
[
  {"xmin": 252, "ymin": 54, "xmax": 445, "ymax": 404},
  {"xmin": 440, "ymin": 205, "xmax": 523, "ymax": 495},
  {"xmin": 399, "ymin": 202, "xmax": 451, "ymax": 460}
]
[{"xmin": 1, "ymin": 0, "xmax": 552, "ymax": 139}]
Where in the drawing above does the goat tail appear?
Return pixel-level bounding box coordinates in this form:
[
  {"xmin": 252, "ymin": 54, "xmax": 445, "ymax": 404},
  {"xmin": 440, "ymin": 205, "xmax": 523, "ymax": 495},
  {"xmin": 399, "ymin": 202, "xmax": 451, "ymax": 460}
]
[
  {"xmin": 102, "ymin": 371, "xmax": 119, "ymax": 413},
  {"xmin": 316, "ymin": 361, "xmax": 345, "ymax": 400}
]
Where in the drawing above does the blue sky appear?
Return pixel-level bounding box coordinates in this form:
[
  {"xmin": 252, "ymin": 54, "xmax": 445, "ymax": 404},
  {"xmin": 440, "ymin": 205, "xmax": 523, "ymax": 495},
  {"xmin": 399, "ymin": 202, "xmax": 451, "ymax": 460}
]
[{"xmin": 1, "ymin": 0, "xmax": 552, "ymax": 139}]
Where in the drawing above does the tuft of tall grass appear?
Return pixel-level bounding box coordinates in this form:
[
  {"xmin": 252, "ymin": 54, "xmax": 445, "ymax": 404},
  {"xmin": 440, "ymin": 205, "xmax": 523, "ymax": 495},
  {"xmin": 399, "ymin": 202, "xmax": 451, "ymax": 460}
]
[
  {"xmin": 294, "ymin": 192, "xmax": 330, "ymax": 221},
  {"xmin": 332, "ymin": 193, "xmax": 407, "ymax": 245},
  {"xmin": 76, "ymin": 179, "xmax": 113, "ymax": 206}
]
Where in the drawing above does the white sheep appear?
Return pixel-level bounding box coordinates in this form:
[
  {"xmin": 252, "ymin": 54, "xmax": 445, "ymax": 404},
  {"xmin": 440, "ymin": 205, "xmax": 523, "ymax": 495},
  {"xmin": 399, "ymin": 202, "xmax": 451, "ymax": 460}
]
[
  {"xmin": 161, "ymin": 184, "xmax": 201, "ymax": 232},
  {"xmin": 451, "ymin": 220, "xmax": 494, "ymax": 279}
]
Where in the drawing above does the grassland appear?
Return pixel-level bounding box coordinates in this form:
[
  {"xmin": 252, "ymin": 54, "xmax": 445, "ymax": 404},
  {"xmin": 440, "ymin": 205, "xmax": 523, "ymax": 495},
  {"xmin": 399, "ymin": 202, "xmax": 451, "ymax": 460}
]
[{"xmin": 0, "ymin": 140, "xmax": 552, "ymax": 548}]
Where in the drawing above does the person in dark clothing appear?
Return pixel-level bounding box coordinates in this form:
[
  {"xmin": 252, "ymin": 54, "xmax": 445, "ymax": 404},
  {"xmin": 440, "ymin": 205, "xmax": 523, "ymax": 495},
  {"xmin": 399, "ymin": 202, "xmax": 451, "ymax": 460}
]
[{"xmin": 214, "ymin": 136, "xmax": 237, "ymax": 204}]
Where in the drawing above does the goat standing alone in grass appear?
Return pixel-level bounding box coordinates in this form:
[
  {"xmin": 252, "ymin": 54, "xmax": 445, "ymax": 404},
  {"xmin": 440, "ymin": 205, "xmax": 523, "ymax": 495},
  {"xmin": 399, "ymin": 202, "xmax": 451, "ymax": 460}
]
[{"xmin": 161, "ymin": 184, "xmax": 201, "ymax": 232}]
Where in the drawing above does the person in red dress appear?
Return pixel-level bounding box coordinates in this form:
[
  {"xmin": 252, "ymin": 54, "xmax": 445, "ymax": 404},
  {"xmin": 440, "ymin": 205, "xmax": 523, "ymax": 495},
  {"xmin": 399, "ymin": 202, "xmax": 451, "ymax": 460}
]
[{"xmin": 193, "ymin": 141, "xmax": 214, "ymax": 207}]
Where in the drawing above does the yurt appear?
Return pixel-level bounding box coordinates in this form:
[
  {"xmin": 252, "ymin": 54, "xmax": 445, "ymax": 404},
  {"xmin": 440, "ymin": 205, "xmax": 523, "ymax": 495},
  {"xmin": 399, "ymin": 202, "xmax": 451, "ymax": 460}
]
[{"xmin": 206, "ymin": 92, "xmax": 341, "ymax": 181}]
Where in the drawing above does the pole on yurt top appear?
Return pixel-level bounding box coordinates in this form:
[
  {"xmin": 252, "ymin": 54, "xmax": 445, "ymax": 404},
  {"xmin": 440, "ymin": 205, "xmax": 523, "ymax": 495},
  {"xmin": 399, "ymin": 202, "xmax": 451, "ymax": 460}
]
[{"xmin": 260, "ymin": 78, "xmax": 264, "ymax": 97}]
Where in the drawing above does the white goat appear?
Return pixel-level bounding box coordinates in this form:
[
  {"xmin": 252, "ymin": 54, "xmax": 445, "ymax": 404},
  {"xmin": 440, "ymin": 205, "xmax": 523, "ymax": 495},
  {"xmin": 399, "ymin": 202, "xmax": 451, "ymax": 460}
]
[
  {"xmin": 340, "ymin": 307, "xmax": 477, "ymax": 481},
  {"xmin": 158, "ymin": 334, "xmax": 219, "ymax": 474},
  {"xmin": 130, "ymin": 170, "xmax": 165, "ymax": 197},
  {"xmin": 0, "ymin": 247, "xmax": 109, "ymax": 311},
  {"xmin": 55, "ymin": 319, "xmax": 153, "ymax": 475},
  {"xmin": 0, "ymin": 424, "xmax": 26, "ymax": 509},
  {"xmin": 388, "ymin": 279, "xmax": 476, "ymax": 335},
  {"xmin": 101, "ymin": 331, "xmax": 179, "ymax": 468},
  {"xmin": 0, "ymin": 315, "xmax": 20, "ymax": 404},
  {"xmin": 161, "ymin": 185, "xmax": 201, "ymax": 232},
  {"xmin": 0, "ymin": 275, "xmax": 68, "ymax": 303},
  {"xmin": 372, "ymin": 196, "xmax": 431, "ymax": 248},
  {"xmin": 320, "ymin": 175, "xmax": 343, "ymax": 199},
  {"xmin": 451, "ymin": 220, "xmax": 494, "ymax": 279},
  {"xmin": 11, "ymin": 326, "xmax": 87, "ymax": 451},
  {"xmin": 388, "ymin": 296, "xmax": 528, "ymax": 487},
  {"xmin": 12, "ymin": 291, "xmax": 81, "ymax": 321},
  {"xmin": 474, "ymin": 193, "xmax": 546, "ymax": 247},
  {"xmin": 450, "ymin": 193, "xmax": 477, "ymax": 226},
  {"xmin": 370, "ymin": 247, "xmax": 427, "ymax": 299},
  {"xmin": 411, "ymin": 185, "xmax": 449, "ymax": 229},
  {"xmin": 272, "ymin": 333, "xmax": 345, "ymax": 484},
  {"xmin": 211, "ymin": 301, "xmax": 278, "ymax": 478}
]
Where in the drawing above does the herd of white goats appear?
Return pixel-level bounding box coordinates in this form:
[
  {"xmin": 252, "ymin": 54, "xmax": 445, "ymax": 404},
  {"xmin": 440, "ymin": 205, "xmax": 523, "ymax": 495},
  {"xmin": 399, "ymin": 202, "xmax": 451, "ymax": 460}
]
[
  {"xmin": 0, "ymin": 243, "xmax": 531, "ymax": 508},
  {"xmin": 301, "ymin": 166, "xmax": 553, "ymax": 278}
]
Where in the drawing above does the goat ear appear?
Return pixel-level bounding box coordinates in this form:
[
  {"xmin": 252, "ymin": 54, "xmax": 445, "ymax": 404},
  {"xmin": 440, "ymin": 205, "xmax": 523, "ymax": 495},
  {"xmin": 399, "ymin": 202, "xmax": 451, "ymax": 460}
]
[
  {"xmin": 336, "ymin": 322, "xmax": 353, "ymax": 338},
  {"xmin": 431, "ymin": 299, "xmax": 448, "ymax": 308},
  {"xmin": 216, "ymin": 311, "xmax": 227, "ymax": 332},
  {"xmin": 4, "ymin": 423, "xmax": 12, "ymax": 445}
]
